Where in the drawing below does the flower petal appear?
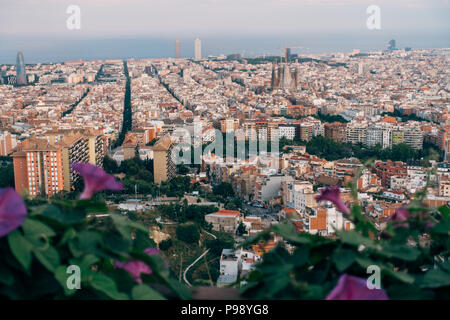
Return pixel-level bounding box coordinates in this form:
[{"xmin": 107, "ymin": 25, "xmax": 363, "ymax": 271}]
[
  {"xmin": 326, "ymin": 274, "xmax": 388, "ymax": 300},
  {"xmin": 72, "ymin": 162, "xmax": 123, "ymax": 199},
  {"xmin": 0, "ymin": 188, "xmax": 27, "ymax": 238},
  {"xmin": 315, "ymin": 186, "xmax": 350, "ymax": 215}
]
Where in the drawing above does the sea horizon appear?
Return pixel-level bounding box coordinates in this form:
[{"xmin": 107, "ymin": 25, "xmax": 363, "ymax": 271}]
[{"xmin": 1, "ymin": 31, "xmax": 449, "ymax": 64}]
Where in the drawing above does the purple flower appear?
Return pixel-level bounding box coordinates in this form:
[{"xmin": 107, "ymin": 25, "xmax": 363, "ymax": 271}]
[
  {"xmin": 71, "ymin": 162, "xmax": 123, "ymax": 199},
  {"xmin": 0, "ymin": 188, "xmax": 27, "ymax": 238},
  {"xmin": 114, "ymin": 248, "xmax": 162, "ymax": 284},
  {"xmin": 326, "ymin": 274, "xmax": 388, "ymax": 300},
  {"xmin": 389, "ymin": 207, "xmax": 411, "ymax": 228},
  {"xmin": 114, "ymin": 260, "xmax": 152, "ymax": 284},
  {"xmin": 315, "ymin": 186, "xmax": 350, "ymax": 215}
]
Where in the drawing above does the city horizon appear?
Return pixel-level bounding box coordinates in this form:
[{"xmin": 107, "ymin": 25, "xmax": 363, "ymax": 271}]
[{"xmin": 1, "ymin": 32, "xmax": 449, "ymax": 64}]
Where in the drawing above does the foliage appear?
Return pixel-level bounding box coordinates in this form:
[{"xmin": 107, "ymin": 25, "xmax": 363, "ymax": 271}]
[
  {"xmin": 239, "ymin": 198, "xmax": 450, "ymax": 299},
  {"xmin": 0, "ymin": 197, "xmax": 190, "ymax": 300},
  {"xmin": 176, "ymin": 223, "xmax": 200, "ymax": 244},
  {"xmin": 381, "ymin": 109, "xmax": 426, "ymax": 123},
  {"xmin": 177, "ymin": 165, "xmax": 190, "ymax": 175},
  {"xmin": 224, "ymin": 198, "xmax": 243, "ymax": 210},
  {"xmin": 0, "ymin": 157, "xmax": 14, "ymax": 188},
  {"xmin": 158, "ymin": 202, "xmax": 217, "ymax": 228},
  {"xmin": 236, "ymin": 222, "xmax": 247, "ymax": 236},
  {"xmin": 213, "ymin": 182, "xmax": 235, "ymax": 198},
  {"xmin": 205, "ymin": 233, "xmax": 235, "ymax": 256},
  {"xmin": 159, "ymin": 239, "xmax": 173, "ymax": 251},
  {"xmin": 304, "ymin": 136, "xmax": 438, "ymax": 163}
]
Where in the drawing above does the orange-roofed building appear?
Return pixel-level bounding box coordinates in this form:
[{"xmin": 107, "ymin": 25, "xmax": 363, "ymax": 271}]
[
  {"xmin": 307, "ymin": 207, "xmax": 327, "ymax": 235},
  {"xmin": 381, "ymin": 116, "xmax": 397, "ymax": 124},
  {"xmin": 205, "ymin": 210, "xmax": 243, "ymax": 234}
]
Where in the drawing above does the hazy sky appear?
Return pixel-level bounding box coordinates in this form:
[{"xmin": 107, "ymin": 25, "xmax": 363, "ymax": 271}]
[
  {"xmin": 1, "ymin": 0, "xmax": 449, "ymax": 37},
  {"xmin": 0, "ymin": 0, "xmax": 448, "ymax": 63}
]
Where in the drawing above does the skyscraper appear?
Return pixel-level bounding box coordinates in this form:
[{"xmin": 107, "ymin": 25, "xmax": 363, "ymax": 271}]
[
  {"xmin": 16, "ymin": 51, "xmax": 27, "ymax": 85},
  {"xmin": 175, "ymin": 39, "xmax": 180, "ymax": 58},
  {"xmin": 194, "ymin": 38, "xmax": 202, "ymax": 60},
  {"xmin": 388, "ymin": 39, "xmax": 396, "ymax": 51}
]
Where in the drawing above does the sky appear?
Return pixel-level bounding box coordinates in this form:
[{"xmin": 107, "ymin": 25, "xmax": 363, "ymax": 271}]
[{"xmin": 0, "ymin": 0, "xmax": 449, "ymax": 62}]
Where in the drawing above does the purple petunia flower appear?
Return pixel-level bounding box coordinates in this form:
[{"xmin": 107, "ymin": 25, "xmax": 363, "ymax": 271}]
[
  {"xmin": 0, "ymin": 188, "xmax": 27, "ymax": 238},
  {"xmin": 71, "ymin": 162, "xmax": 123, "ymax": 199},
  {"xmin": 114, "ymin": 248, "xmax": 162, "ymax": 284},
  {"xmin": 315, "ymin": 186, "xmax": 350, "ymax": 215},
  {"xmin": 326, "ymin": 274, "xmax": 388, "ymax": 300}
]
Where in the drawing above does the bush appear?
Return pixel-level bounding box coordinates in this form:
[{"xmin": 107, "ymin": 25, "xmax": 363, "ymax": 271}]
[{"xmin": 176, "ymin": 223, "xmax": 200, "ymax": 244}]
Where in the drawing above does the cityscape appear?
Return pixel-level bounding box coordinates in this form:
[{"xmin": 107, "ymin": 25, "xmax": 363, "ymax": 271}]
[{"xmin": 0, "ymin": 0, "xmax": 449, "ymax": 307}]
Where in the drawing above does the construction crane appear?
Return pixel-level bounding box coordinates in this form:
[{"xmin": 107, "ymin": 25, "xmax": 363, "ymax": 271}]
[{"xmin": 278, "ymin": 46, "xmax": 304, "ymax": 62}]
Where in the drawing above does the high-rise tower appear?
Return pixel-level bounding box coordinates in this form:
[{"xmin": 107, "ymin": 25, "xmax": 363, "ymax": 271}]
[
  {"xmin": 194, "ymin": 38, "xmax": 202, "ymax": 60},
  {"xmin": 16, "ymin": 51, "xmax": 27, "ymax": 85},
  {"xmin": 175, "ymin": 39, "xmax": 181, "ymax": 58}
]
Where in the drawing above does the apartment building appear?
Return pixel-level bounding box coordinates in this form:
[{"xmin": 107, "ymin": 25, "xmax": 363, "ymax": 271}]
[
  {"xmin": 324, "ymin": 122, "xmax": 347, "ymax": 143},
  {"xmin": 152, "ymin": 135, "xmax": 176, "ymax": 184},
  {"xmin": 58, "ymin": 134, "xmax": 90, "ymax": 192},
  {"xmin": 221, "ymin": 118, "xmax": 239, "ymax": 133},
  {"xmin": 205, "ymin": 209, "xmax": 242, "ymax": 233},
  {"xmin": 0, "ymin": 131, "xmax": 15, "ymax": 156},
  {"xmin": 12, "ymin": 138, "xmax": 64, "ymax": 197},
  {"xmin": 374, "ymin": 160, "xmax": 407, "ymax": 188},
  {"xmin": 282, "ymin": 180, "xmax": 316, "ymax": 213}
]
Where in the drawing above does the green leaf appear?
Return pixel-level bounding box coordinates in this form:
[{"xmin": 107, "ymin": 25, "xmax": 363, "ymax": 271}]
[
  {"xmin": 0, "ymin": 263, "xmax": 14, "ymax": 286},
  {"xmin": 383, "ymin": 267, "xmax": 415, "ymax": 284},
  {"xmin": 41, "ymin": 204, "xmax": 86, "ymax": 226},
  {"xmin": 431, "ymin": 220, "xmax": 450, "ymax": 234},
  {"xmin": 271, "ymin": 223, "xmax": 311, "ymax": 244},
  {"xmin": 22, "ymin": 218, "xmax": 55, "ymax": 237},
  {"xmin": 22, "ymin": 218, "xmax": 56, "ymax": 247},
  {"xmin": 332, "ymin": 249, "xmax": 356, "ymax": 272},
  {"xmin": 355, "ymin": 257, "xmax": 415, "ymax": 284},
  {"xmin": 110, "ymin": 214, "xmax": 148, "ymax": 239},
  {"xmin": 338, "ymin": 230, "xmax": 375, "ymax": 249},
  {"xmin": 131, "ymin": 284, "xmax": 166, "ymax": 300},
  {"xmin": 69, "ymin": 254, "xmax": 100, "ymax": 272},
  {"xmin": 164, "ymin": 278, "xmax": 192, "ymax": 300},
  {"xmin": 89, "ymin": 272, "xmax": 129, "ymax": 300},
  {"xmin": 7, "ymin": 230, "xmax": 33, "ymax": 271},
  {"xmin": 34, "ymin": 245, "xmax": 60, "ymax": 272},
  {"xmin": 74, "ymin": 199, "xmax": 108, "ymax": 213},
  {"xmin": 438, "ymin": 205, "xmax": 450, "ymax": 219},
  {"xmin": 54, "ymin": 265, "xmax": 77, "ymax": 296},
  {"xmin": 377, "ymin": 244, "xmax": 421, "ymax": 261},
  {"xmin": 59, "ymin": 228, "xmax": 77, "ymax": 246},
  {"xmin": 420, "ymin": 269, "xmax": 450, "ymax": 288},
  {"xmin": 264, "ymin": 272, "xmax": 291, "ymax": 297}
]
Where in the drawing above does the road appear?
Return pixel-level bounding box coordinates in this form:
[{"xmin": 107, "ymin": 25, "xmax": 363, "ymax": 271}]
[
  {"xmin": 242, "ymin": 203, "xmax": 273, "ymax": 217},
  {"xmin": 183, "ymin": 230, "xmax": 217, "ymax": 287}
]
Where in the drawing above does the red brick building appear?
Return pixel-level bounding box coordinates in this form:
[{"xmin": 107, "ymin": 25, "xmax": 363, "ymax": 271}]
[
  {"xmin": 374, "ymin": 160, "xmax": 407, "ymax": 188},
  {"xmin": 324, "ymin": 122, "xmax": 347, "ymax": 143}
]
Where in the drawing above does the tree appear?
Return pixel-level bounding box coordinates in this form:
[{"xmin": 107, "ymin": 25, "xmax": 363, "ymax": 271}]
[
  {"xmin": 205, "ymin": 234, "xmax": 235, "ymax": 256},
  {"xmin": 236, "ymin": 222, "xmax": 247, "ymax": 236},
  {"xmin": 0, "ymin": 158, "xmax": 14, "ymax": 188},
  {"xmin": 102, "ymin": 156, "xmax": 119, "ymax": 174},
  {"xmin": 176, "ymin": 223, "xmax": 200, "ymax": 243},
  {"xmin": 213, "ymin": 182, "xmax": 235, "ymax": 198},
  {"xmin": 159, "ymin": 238, "xmax": 173, "ymax": 251}
]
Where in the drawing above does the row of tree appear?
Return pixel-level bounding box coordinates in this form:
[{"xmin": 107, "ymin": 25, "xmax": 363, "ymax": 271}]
[{"xmin": 304, "ymin": 136, "xmax": 442, "ymax": 163}]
